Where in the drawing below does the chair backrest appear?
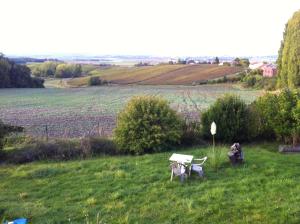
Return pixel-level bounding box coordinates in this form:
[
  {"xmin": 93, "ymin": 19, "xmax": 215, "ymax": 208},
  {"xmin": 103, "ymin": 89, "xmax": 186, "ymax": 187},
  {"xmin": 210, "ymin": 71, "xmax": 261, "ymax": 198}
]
[{"xmin": 193, "ymin": 156, "xmax": 207, "ymax": 165}]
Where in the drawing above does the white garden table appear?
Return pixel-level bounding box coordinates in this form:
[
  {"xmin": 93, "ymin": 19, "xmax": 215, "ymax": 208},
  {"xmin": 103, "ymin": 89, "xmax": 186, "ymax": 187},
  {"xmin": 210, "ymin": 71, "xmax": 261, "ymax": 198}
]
[
  {"xmin": 169, "ymin": 153, "xmax": 193, "ymax": 164},
  {"xmin": 169, "ymin": 153, "xmax": 194, "ymax": 180}
]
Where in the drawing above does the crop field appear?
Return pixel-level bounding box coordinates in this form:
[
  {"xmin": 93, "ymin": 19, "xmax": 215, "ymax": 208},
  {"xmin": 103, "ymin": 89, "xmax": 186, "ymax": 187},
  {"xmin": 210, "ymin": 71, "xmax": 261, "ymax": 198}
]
[
  {"xmin": 67, "ymin": 64, "xmax": 243, "ymax": 87},
  {"xmin": 0, "ymin": 84, "xmax": 262, "ymax": 138}
]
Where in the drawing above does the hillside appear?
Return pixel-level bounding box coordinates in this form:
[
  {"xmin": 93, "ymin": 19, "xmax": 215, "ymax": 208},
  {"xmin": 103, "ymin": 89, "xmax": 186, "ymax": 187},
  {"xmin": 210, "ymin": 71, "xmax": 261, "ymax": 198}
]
[{"xmin": 67, "ymin": 64, "xmax": 243, "ymax": 86}]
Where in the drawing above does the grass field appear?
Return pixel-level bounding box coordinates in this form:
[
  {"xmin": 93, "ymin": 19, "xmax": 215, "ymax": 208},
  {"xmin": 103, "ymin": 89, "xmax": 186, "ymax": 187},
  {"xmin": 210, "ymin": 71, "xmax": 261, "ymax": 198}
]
[
  {"xmin": 67, "ymin": 64, "xmax": 243, "ymax": 87},
  {"xmin": 1, "ymin": 143, "xmax": 299, "ymax": 223},
  {"xmin": 0, "ymin": 85, "xmax": 262, "ymax": 138}
]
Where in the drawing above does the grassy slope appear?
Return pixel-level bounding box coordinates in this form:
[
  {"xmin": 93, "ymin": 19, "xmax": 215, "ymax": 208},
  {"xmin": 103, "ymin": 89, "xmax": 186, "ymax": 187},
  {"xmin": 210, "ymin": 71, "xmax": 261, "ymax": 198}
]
[
  {"xmin": 1, "ymin": 144, "xmax": 300, "ymax": 223},
  {"xmin": 67, "ymin": 65, "xmax": 243, "ymax": 87}
]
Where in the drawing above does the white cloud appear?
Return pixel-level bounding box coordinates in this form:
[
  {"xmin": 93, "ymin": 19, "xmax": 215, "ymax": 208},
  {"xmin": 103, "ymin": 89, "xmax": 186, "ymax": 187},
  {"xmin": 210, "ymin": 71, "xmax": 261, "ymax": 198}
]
[{"xmin": 0, "ymin": 0, "xmax": 299, "ymax": 56}]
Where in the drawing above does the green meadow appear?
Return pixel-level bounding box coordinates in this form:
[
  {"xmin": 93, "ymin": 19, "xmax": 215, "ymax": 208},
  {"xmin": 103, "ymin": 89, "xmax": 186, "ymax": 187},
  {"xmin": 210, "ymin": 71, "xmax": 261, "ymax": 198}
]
[{"xmin": 1, "ymin": 144, "xmax": 300, "ymax": 223}]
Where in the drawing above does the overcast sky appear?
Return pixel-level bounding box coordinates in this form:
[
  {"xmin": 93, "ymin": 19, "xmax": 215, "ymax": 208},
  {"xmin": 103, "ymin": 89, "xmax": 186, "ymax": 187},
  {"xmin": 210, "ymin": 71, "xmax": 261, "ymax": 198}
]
[{"xmin": 1, "ymin": 0, "xmax": 300, "ymax": 57}]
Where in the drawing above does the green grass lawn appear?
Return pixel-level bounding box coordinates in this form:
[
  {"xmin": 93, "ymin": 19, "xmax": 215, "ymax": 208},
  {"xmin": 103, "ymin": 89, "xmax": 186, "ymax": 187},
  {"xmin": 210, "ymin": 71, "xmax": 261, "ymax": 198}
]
[{"xmin": 1, "ymin": 143, "xmax": 300, "ymax": 223}]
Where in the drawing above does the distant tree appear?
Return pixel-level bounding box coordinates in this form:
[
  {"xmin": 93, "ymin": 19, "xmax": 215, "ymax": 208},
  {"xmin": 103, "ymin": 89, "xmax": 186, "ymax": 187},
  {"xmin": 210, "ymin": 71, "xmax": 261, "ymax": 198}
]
[
  {"xmin": 73, "ymin": 64, "xmax": 82, "ymax": 77},
  {"xmin": 88, "ymin": 76, "xmax": 102, "ymax": 86},
  {"xmin": 30, "ymin": 62, "xmax": 82, "ymax": 78},
  {"xmin": 234, "ymin": 58, "xmax": 241, "ymax": 63},
  {"xmin": 240, "ymin": 58, "xmax": 250, "ymax": 67},
  {"xmin": 177, "ymin": 58, "xmax": 187, "ymax": 64},
  {"xmin": 214, "ymin": 57, "xmax": 220, "ymax": 64},
  {"xmin": 277, "ymin": 10, "xmax": 300, "ymax": 88}
]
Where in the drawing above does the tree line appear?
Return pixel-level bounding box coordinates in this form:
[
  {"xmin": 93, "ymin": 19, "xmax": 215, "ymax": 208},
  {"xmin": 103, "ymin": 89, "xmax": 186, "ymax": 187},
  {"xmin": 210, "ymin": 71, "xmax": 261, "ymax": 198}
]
[
  {"xmin": 0, "ymin": 54, "xmax": 44, "ymax": 88},
  {"xmin": 30, "ymin": 62, "xmax": 82, "ymax": 78}
]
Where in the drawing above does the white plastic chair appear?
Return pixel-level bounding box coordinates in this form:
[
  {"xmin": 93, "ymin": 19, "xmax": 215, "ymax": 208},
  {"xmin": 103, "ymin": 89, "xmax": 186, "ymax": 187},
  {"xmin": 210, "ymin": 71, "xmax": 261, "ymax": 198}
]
[
  {"xmin": 189, "ymin": 156, "xmax": 207, "ymax": 177},
  {"xmin": 170, "ymin": 162, "xmax": 187, "ymax": 182}
]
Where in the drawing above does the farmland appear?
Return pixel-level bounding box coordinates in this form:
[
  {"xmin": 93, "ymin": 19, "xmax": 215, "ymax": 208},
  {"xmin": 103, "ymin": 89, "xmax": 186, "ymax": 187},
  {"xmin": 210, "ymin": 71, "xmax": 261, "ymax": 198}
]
[
  {"xmin": 67, "ymin": 64, "xmax": 243, "ymax": 87},
  {"xmin": 0, "ymin": 84, "xmax": 262, "ymax": 138}
]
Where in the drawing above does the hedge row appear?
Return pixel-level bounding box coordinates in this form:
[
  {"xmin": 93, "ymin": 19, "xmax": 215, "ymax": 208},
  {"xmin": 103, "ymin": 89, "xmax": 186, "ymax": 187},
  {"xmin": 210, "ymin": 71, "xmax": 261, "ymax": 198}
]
[{"xmin": 2, "ymin": 91, "xmax": 298, "ymax": 163}]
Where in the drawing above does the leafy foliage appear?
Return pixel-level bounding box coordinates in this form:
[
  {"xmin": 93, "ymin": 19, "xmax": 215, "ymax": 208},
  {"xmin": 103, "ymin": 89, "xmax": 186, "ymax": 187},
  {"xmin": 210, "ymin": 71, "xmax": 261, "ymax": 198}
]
[
  {"xmin": 55, "ymin": 63, "xmax": 82, "ymax": 78},
  {"xmin": 29, "ymin": 62, "xmax": 82, "ymax": 78},
  {"xmin": 0, "ymin": 120, "xmax": 23, "ymax": 151},
  {"xmin": 240, "ymin": 69, "xmax": 277, "ymax": 90},
  {"xmin": 201, "ymin": 94, "xmax": 256, "ymax": 143},
  {"xmin": 3, "ymin": 137, "xmax": 117, "ymax": 164},
  {"xmin": 233, "ymin": 58, "xmax": 250, "ymax": 67},
  {"xmin": 88, "ymin": 76, "xmax": 102, "ymax": 86},
  {"xmin": 277, "ymin": 10, "xmax": 300, "ymax": 88},
  {"xmin": 114, "ymin": 96, "xmax": 182, "ymax": 154},
  {"xmin": 249, "ymin": 93, "xmax": 277, "ymax": 139},
  {"xmin": 0, "ymin": 54, "xmax": 44, "ymax": 88},
  {"xmin": 252, "ymin": 89, "xmax": 300, "ymax": 144}
]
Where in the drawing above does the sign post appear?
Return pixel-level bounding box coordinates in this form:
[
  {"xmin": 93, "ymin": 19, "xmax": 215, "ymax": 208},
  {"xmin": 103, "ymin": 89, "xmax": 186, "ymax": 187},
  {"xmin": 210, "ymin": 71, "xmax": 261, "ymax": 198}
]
[{"xmin": 210, "ymin": 121, "xmax": 217, "ymax": 153}]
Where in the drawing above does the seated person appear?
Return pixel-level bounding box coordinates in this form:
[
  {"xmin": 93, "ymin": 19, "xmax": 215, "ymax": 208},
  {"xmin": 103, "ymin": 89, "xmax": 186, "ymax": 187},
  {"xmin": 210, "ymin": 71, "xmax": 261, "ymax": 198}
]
[{"xmin": 228, "ymin": 143, "xmax": 243, "ymax": 164}]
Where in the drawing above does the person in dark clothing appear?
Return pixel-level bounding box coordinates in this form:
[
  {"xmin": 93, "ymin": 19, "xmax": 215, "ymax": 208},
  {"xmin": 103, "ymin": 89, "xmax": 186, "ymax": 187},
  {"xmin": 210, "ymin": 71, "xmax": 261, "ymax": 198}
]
[{"xmin": 228, "ymin": 143, "xmax": 244, "ymax": 165}]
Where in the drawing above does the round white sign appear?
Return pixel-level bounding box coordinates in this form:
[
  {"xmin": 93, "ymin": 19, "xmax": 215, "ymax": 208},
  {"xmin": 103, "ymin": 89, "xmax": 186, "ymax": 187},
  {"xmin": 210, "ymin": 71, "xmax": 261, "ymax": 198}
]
[{"xmin": 210, "ymin": 121, "xmax": 216, "ymax": 135}]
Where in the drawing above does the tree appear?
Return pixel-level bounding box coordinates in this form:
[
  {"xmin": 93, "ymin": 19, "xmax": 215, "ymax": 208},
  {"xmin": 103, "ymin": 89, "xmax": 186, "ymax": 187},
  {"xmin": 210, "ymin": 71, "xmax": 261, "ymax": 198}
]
[
  {"xmin": 240, "ymin": 58, "xmax": 250, "ymax": 67},
  {"xmin": 214, "ymin": 57, "xmax": 220, "ymax": 64},
  {"xmin": 277, "ymin": 10, "xmax": 300, "ymax": 88},
  {"xmin": 0, "ymin": 55, "xmax": 44, "ymax": 88},
  {"xmin": 88, "ymin": 76, "xmax": 102, "ymax": 86}
]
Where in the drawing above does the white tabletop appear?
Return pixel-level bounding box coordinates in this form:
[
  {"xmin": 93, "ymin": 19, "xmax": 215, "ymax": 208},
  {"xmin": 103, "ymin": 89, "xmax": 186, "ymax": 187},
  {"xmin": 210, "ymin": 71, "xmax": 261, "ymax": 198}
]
[{"xmin": 169, "ymin": 153, "xmax": 193, "ymax": 164}]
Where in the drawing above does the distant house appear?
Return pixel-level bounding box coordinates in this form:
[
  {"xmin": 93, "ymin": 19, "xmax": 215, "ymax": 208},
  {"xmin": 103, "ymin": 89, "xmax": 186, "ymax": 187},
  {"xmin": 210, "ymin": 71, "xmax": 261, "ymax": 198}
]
[
  {"xmin": 187, "ymin": 59, "xmax": 195, "ymax": 65},
  {"xmin": 249, "ymin": 62, "xmax": 264, "ymax": 70},
  {"xmin": 261, "ymin": 64, "xmax": 277, "ymax": 77},
  {"xmin": 231, "ymin": 60, "xmax": 240, "ymax": 66}
]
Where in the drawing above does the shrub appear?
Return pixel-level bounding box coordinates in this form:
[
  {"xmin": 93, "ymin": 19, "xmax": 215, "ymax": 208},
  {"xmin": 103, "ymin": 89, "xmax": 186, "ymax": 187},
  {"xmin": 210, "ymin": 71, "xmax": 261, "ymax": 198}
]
[
  {"xmin": 4, "ymin": 137, "xmax": 117, "ymax": 164},
  {"xmin": 5, "ymin": 139, "xmax": 82, "ymax": 163},
  {"xmin": 114, "ymin": 96, "xmax": 182, "ymax": 154},
  {"xmin": 250, "ymin": 93, "xmax": 277, "ymax": 139},
  {"xmin": 271, "ymin": 89, "xmax": 300, "ymax": 144},
  {"xmin": 251, "ymin": 89, "xmax": 300, "ymax": 145},
  {"xmin": 201, "ymin": 94, "xmax": 256, "ymax": 143},
  {"xmin": 89, "ymin": 137, "xmax": 118, "ymax": 155},
  {"xmin": 0, "ymin": 121, "xmax": 23, "ymax": 150},
  {"xmin": 88, "ymin": 77, "xmax": 102, "ymax": 86}
]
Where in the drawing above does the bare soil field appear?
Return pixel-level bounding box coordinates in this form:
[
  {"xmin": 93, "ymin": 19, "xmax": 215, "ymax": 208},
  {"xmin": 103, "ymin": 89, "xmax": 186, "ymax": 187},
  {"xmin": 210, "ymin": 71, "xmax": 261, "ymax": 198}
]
[
  {"xmin": 67, "ymin": 64, "xmax": 243, "ymax": 86},
  {"xmin": 0, "ymin": 85, "xmax": 261, "ymax": 138}
]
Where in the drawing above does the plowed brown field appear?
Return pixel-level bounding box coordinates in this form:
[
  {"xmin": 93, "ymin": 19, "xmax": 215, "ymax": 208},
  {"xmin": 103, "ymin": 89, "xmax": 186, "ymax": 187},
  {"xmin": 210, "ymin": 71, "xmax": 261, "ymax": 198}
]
[{"xmin": 67, "ymin": 64, "xmax": 243, "ymax": 86}]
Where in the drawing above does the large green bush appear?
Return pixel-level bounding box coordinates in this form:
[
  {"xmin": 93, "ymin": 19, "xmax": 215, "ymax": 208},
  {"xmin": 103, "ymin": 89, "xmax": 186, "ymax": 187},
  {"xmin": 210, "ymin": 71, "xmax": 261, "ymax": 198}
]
[
  {"xmin": 270, "ymin": 89, "xmax": 300, "ymax": 144},
  {"xmin": 114, "ymin": 96, "xmax": 182, "ymax": 154},
  {"xmin": 251, "ymin": 89, "xmax": 300, "ymax": 145},
  {"xmin": 250, "ymin": 93, "xmax": 277, "ymax": 139},
  {"xmin": 201, "ymin": 94, "xmax": 256, "ymax": 143}
]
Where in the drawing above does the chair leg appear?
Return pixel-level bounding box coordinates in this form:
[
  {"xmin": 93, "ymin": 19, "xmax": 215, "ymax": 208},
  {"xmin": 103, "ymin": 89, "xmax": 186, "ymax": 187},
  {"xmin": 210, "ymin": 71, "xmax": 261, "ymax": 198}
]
[{"xmin": 170, "ymin": 170, "xmax": 173, "ymax": 181}]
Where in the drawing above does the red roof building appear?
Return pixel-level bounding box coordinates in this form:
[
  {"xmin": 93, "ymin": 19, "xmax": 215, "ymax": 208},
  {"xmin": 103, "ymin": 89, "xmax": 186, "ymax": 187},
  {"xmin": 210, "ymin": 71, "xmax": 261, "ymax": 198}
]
[{"xmin": 261, "ymin": 64, "xmax": 277, "ymax": 77}]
